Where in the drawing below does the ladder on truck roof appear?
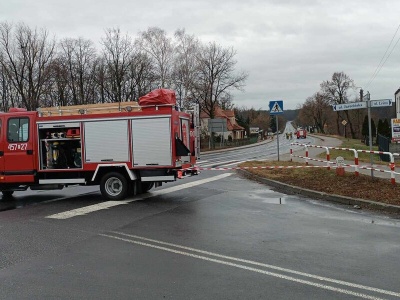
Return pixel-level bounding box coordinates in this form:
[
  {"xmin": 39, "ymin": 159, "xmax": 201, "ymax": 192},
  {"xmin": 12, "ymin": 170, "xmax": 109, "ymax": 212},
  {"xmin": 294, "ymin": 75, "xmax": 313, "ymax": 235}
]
[{"xmin": 37, "ymin": 101, "xmax": 141, "ymax": 117}]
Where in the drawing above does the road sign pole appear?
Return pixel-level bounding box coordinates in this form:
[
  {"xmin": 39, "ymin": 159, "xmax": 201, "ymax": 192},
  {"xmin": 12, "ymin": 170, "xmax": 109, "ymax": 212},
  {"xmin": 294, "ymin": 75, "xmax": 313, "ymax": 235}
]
[
  {"xmin": 269, "ymin": 100, "xmax": 283, "ymax": 162},
  {"xmin": 367, "ymin": 92, "xmax": 374, "ymax": 179},
  {"xmin": 276, "ymin": 116, "xmax": 280, "ymax": 161}
]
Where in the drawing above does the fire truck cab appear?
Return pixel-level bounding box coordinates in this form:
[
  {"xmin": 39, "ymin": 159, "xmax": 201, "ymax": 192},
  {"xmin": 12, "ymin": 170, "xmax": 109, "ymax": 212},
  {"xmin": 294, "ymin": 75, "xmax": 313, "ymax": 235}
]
[{"xmin": 0, "ymin": 89, "xmax": 200, "ymax": 200}]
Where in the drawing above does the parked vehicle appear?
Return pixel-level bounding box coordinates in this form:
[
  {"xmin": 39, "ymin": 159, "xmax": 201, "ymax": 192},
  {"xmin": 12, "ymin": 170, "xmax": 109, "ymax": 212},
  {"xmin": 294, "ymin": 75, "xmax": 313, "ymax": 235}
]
[{"xmin": 0, "ymin": 89, "xmax": 199, "ymax": 200}]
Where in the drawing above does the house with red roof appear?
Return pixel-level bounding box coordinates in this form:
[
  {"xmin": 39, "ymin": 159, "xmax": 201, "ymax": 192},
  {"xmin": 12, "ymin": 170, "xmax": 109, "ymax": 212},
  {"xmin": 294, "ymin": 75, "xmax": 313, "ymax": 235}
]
[{"xmin": 200, "ymin": 106, "xmax": 245, "ymax": 140}]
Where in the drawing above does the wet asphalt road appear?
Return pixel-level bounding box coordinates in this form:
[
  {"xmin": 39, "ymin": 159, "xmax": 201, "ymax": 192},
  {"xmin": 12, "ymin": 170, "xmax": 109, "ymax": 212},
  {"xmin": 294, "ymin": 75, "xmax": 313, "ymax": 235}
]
[{"xmin": 1, "ymin": 125, "xmax": 400, "ymax": 299}]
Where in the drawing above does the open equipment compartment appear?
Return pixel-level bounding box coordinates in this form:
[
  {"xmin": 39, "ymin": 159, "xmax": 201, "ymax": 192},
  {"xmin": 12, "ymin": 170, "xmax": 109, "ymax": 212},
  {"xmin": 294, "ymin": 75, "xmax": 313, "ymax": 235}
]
[{"xmin": 38, "ymin": 122, "xmax": 82, "ymax": 170}]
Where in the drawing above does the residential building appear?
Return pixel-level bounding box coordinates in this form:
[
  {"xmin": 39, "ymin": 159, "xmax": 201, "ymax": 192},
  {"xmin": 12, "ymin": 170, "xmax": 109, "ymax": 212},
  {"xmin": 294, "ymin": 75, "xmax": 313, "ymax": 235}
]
[{"xmin": 200, "ymin": 106, "xmax": 245, "ymax": 140}]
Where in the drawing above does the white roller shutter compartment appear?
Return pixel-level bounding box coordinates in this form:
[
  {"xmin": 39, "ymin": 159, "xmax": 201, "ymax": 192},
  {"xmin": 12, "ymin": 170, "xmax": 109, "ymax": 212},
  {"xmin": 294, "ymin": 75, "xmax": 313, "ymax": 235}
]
[
  {"xmin": 131, "ymin": 117, "xmax": 172, "ymax": 166},
  {"xmin": 84, "ymin": 120, "xmax": 129, "ymax": 163}
]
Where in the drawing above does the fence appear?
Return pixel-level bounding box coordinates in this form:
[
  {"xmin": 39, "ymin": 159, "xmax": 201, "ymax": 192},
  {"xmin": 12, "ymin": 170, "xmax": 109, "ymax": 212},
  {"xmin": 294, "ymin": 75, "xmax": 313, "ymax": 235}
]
[
  {"xmin": 201, "ymin": 137, "xmax": 257, "ymax": 151},
  {"xmin": 290, "ymin": 142, "xmax": 400, "ymax": 185}
]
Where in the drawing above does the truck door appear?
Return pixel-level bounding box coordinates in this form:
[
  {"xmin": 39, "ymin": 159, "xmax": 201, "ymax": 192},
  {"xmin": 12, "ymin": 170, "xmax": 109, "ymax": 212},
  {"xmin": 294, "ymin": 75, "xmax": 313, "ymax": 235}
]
[{"xmin": 3, "ymin": 115, "xmax": 35, "ymax": 183}]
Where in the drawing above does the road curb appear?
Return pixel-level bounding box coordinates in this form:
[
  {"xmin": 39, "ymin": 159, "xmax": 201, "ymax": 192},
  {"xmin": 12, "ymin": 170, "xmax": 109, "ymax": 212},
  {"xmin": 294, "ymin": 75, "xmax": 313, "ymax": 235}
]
[{"xmin": 237, "ymin": 169, "xmax": 400, "ymax": 214}]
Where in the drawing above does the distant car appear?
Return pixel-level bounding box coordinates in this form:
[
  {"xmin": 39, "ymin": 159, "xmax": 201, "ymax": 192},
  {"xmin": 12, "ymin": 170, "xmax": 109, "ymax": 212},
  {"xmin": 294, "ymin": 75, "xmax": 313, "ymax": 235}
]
[{"xmin": 296, "ymin": 129, "xmax": 307, "ymax": 139}]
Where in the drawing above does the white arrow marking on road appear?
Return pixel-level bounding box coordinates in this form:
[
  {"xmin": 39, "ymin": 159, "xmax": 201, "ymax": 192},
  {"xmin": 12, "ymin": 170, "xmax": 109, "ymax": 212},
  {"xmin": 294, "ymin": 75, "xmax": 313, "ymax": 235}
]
[{"xmin": 46, "ymin": 173, "xmax": 233, "ymax": 219}]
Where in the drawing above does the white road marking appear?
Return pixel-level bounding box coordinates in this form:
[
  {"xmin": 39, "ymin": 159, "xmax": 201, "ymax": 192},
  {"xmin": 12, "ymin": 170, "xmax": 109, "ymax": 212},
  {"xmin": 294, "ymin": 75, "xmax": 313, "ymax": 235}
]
[
  {"xmin": 100, "ymin": 233, "xmax": 392, "ymax": 300},
  {"xmin": 222, "ymin": 160, "xmax": 245, "ymax": 167},
  {"xmin": 195, "ymin": 160, "xmax": 208, "ymax": 164},
  {"xmin": 110, "ymin": 232, "xmax": 400, "ymax": 298},
  {"xmin": 46, "ymin": 173, "xmax": 232, "ymax": 219},
  {"xmin": 198, "ymin": 160, "xmax": 238, "ymax": 167},
  {"xmin": 150, "ymin": 173, "xmax": 232, "ymax": 194},
  {"xmin": 46, "ymin": 201, "xmax": 131, "ymax": 219}
]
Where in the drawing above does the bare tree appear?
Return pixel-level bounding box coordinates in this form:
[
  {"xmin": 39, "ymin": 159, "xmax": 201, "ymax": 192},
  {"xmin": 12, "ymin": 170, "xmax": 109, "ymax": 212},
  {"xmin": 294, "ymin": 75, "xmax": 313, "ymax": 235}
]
[
  {"xmin": 0, "ymin": 22, "xmax": 55, "ymax": 110},
  {"xmin": 46, "ymin": 56, "xmax": 73, "ymax": 107},
  {"xmin": 59, "ymin": 37, "xmax": 97, "ymax": 105},
  {"xmin": 298, "ymin": 92, "xmax": 332, "ymax": 133},
  {"xmin": 137, "ymin": 27, "xmax": 174, "ymax": 89},
  {"xmin": 101, "ymin": 28, "xmax": 133, "ymax": 103},
  {"xmin": 173, "ymin": 29, "xmax": 200, "ymax": 108},
  {"xmin": 249, "ymin": 110, "xmax": 270, "ymax": 133},
  {"xmin": 0, "ymin": 63, "xmax": 16, "ymax": 110},
  {"xmin": 126, "ymin": 52, "xmax": 156, "ymax": 100},
  {"xmin": 193, "ymin": 42, "xmax": 248, "ymax": 119},
  {"xmin": 320, "ymin": 72, "xmax": 356, "ymax": 138}
]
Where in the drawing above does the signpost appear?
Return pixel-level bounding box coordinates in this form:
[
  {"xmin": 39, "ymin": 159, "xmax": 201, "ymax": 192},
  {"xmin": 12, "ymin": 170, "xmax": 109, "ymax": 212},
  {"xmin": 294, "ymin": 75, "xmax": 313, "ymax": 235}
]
[
  {"xmin": 249, "ymin": 127, "xmax": 259, "ymax": 134},
  {"xmin": 332, "ymin": 93, "xmax": 393, "ymax": 179},
  {"xmin": 208, "ymin": 119, "xmax": 227, "ymax": 149},
  {"xmin": 333, "ymin": 102, "xmax": 366, "ymax": 111},
  {"xmin": 370, "ymin": 99, "xmax": 392, "ymax": 108},
  {"xmin": 391, "ymin": 119, "xmax": 400, "ymax": 143},
  {"xmin": 341, "ymin": 120, "xmax": 347, "ymax": 138},
  {"xmin": 269, "ymin": 100, "xmax": 284, "ymax": 161}
]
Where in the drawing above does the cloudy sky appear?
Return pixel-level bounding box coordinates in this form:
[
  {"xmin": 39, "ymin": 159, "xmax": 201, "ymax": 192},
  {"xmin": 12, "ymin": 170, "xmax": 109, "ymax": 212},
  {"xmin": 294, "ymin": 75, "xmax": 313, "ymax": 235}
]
[{"xmin": 1, "ymin": 0, "xmax": 400, "ymax": 110}]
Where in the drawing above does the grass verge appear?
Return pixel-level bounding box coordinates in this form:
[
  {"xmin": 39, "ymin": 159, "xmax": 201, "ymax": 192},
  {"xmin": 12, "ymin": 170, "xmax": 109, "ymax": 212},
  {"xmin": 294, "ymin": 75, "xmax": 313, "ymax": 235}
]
[
  {"xmin": 315, "ymin": 136, "xmax": 388, "ymax": 164},
  {"xmin": 239, "ymin": 160, "xmax": 400, "ymax": 206}
]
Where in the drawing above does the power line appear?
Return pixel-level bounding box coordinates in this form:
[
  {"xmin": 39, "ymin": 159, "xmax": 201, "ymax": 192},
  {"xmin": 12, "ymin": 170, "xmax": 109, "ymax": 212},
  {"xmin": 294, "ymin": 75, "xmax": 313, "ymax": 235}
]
[{"xmin": 365, "ymin": 23, "xmax": 400, "ymax": 89}]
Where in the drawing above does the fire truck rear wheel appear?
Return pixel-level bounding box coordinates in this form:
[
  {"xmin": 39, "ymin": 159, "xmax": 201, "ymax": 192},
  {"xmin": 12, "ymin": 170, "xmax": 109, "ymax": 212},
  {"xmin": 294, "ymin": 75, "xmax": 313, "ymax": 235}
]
[
  {"xmin": 100, "ymin": 172, "xmax": 128, "ymax": 200},
  {"xmin": 2, "ymin": 191, "xmax": 14, "ymax": 197},
  {"xmin": 141, "ymin": 182, "xmax": 154, "ymax": 193}
]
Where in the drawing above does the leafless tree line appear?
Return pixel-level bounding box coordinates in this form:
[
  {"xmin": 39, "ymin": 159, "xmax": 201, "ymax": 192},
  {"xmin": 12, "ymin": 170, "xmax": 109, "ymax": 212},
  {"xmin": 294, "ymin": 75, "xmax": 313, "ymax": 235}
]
[
  {"xmin": 298, "ymin": 71, "xmax": 364, "ymax": 138},
  {"xmin": 0, "ymin": 23, "xmax": 247, "ymax": 113}
]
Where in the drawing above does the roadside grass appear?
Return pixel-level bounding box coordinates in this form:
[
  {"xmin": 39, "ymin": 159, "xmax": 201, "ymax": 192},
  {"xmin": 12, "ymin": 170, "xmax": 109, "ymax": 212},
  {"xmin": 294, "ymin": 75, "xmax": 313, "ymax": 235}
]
[
  {"xmin": 315, "ymin": 136, "xmax": 387, "ymax": 164},
  {"xmin": 239, "ymin": 160, "xmax": 400, "ymax": 206}
]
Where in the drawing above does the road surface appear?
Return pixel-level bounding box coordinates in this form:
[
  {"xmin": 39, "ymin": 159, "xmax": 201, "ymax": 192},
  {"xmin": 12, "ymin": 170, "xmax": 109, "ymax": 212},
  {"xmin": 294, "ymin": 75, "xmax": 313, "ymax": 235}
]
[{"xmin": 0, "ymin": 122, "xmax": 400, "ymax": 299}]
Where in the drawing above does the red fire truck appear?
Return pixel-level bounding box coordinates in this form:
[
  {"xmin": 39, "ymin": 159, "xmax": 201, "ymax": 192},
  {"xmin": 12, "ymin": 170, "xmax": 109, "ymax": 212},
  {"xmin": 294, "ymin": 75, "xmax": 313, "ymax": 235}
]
[
  {"xmin": 296, "ymin": 129, "xmax": 307, "ymax": 139},
  {"xmin": 0, "ymin": 89, "xmax": 199, "ymax": 200}
]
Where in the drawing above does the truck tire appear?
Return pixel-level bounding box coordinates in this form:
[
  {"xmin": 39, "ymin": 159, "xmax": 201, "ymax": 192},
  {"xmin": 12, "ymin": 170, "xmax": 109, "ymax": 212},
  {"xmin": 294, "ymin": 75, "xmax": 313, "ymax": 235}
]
[
  {"xmin": 100, "ymin": 172, "xmax": 128, "ymax": 200},
  {"xmin": 141, "ymin": 182, "xmax": 154, "ymax": 193},
  {"xmin": 2, "ymin": 191, "xmax": 14, "ymax": 198}
]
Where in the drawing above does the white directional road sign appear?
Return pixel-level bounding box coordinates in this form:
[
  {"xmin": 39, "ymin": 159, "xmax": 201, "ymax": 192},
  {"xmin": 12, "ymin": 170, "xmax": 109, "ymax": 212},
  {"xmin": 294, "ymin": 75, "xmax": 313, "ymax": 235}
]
[
  {"xmin": 333, "ymin": 99, "xmax": 392, "ymax": 111},
  {"xmin": 333, "ymin": 102, "xmax": 366, "ymax": 111},
  {"xmin": 370, "ymin": 99, "xmax": 392, "ymax": 107}
]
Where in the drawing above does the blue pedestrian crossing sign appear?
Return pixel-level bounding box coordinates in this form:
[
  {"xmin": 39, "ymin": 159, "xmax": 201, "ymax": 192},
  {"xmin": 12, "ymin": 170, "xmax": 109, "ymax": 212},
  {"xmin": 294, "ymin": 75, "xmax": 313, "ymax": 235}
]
[{"xmin": 269, "ymin": 100, "xmax": 284, "ymax": 115}]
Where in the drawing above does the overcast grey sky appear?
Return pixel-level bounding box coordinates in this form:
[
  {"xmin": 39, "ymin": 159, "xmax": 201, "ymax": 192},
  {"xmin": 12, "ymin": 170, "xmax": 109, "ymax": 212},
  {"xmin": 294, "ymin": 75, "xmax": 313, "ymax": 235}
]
[{"xmin": 1, "ymin": 0, "xmax": 400, "ymax": 110}]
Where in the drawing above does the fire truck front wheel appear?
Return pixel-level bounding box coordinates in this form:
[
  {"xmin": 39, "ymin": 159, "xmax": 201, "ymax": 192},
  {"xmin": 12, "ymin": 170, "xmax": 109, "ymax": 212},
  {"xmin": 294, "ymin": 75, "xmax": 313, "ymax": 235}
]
[{"xmin": 100, "ymin": 172, "xmax": 128, "ymax": 200}]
